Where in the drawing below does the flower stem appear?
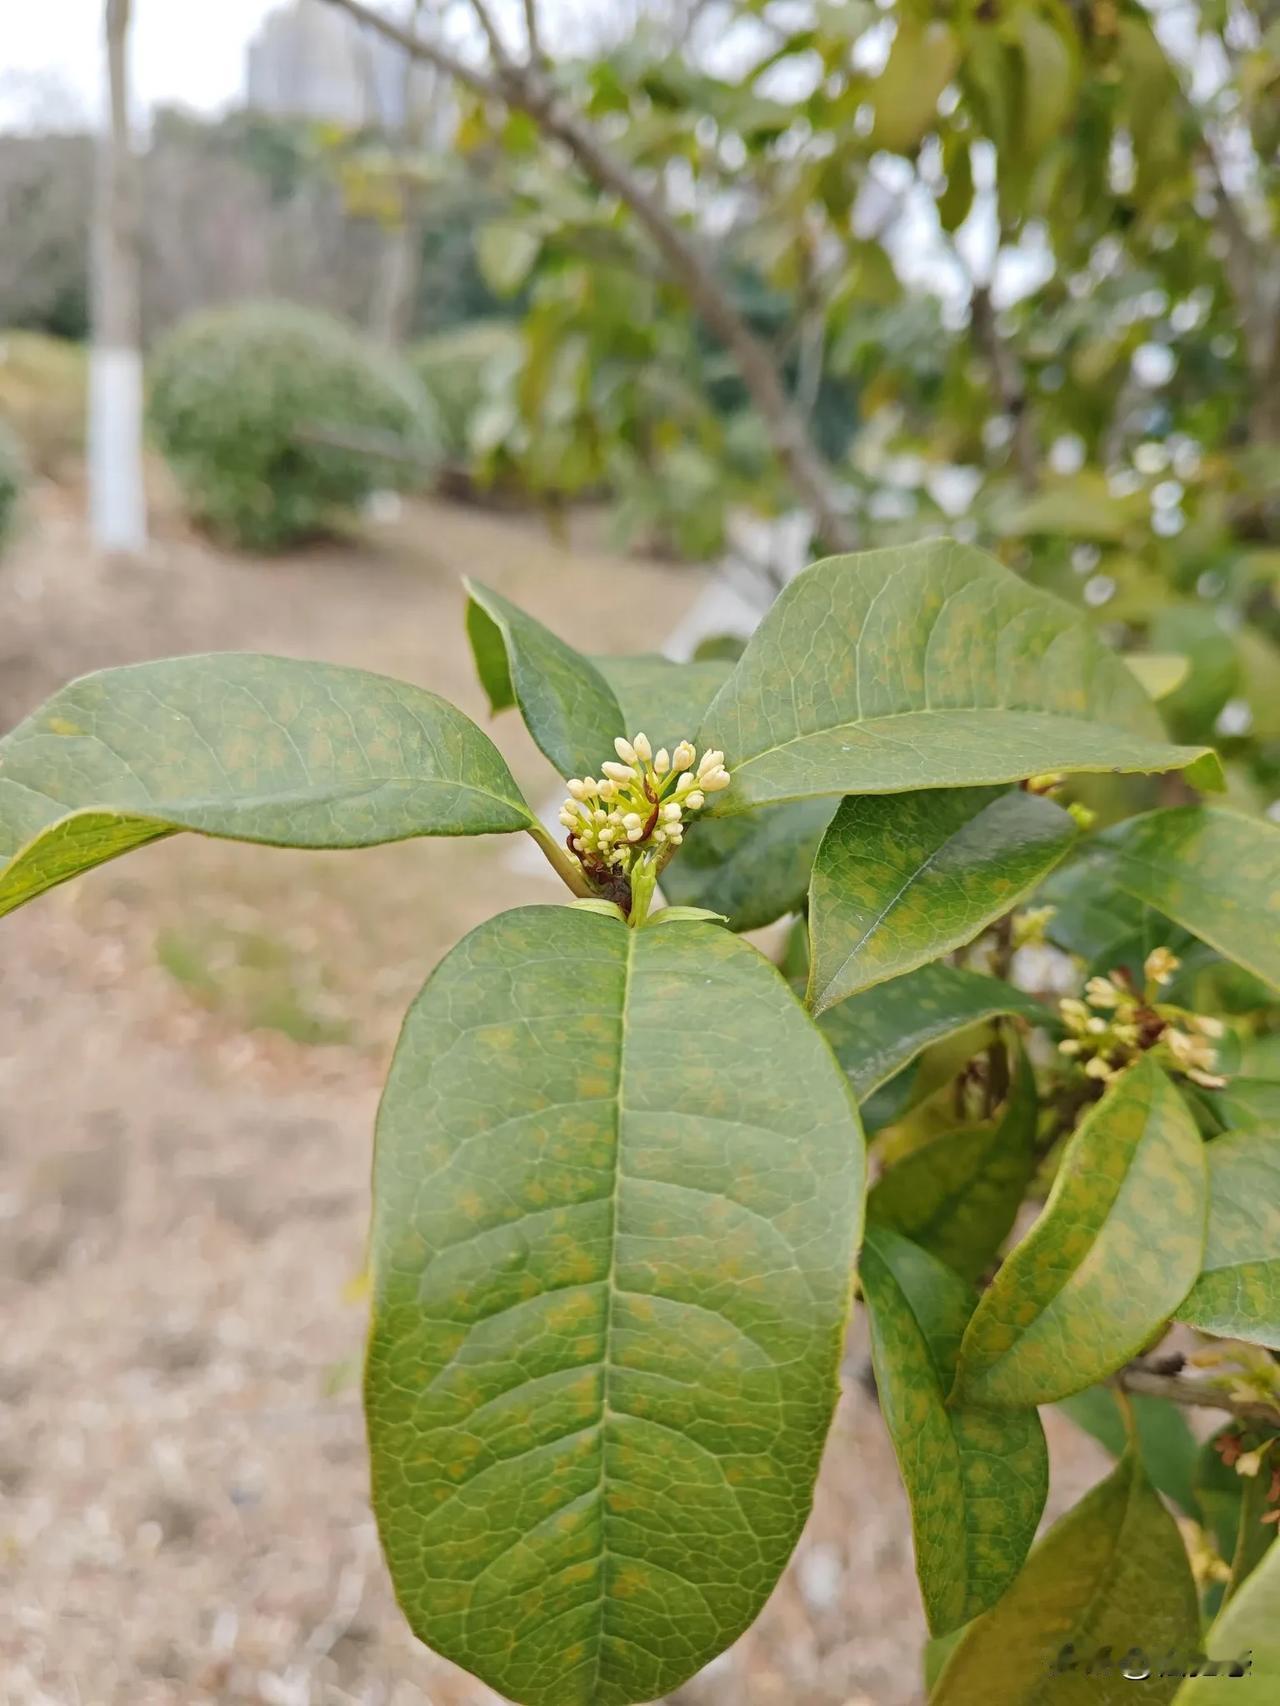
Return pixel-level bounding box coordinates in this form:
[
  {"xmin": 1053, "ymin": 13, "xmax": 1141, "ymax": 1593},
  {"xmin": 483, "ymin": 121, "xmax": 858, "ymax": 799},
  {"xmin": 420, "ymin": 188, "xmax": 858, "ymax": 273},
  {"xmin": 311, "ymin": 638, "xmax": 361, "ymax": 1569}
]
[{"xmin": 527, "ymin": 824, "xmax": 594, "ymax": 898}]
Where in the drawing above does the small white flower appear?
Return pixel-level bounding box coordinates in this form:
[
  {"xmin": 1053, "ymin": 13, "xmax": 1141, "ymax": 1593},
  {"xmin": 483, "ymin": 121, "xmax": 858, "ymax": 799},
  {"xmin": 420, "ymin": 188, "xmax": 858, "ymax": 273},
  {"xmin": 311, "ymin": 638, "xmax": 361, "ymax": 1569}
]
[
  {"xmin": 627, "ymin": 826, "xmax": 644, "ymax": 842},
  {"xmin": 622, "ymin": 812, "xmax": 643, "ymax": 831},
  {"xmin": 661, "ymin": 802, "xmax": 682, "ymax": 822},
  {"xmin": 654, "ymin": 748, "xmax": 670, "ymax": 776},
  {"xmin": 614, "ymin": 737, "xmax": 637, "ymax": 764},
  {"xmin": 1085, "ymin": 976, "xmax": 1122, "ymax": 1008},
  {"xmin": 672, "ymin": 741, "xmax": 696, "ymax": 771},
  {"xmin": 1145, "ymin": 947, "xmax": 1181, "ymax": 987},
  {"xmin": 1194, "ymin": 1014, "xmax": 1226, "ymax": 1039},
  {"xmin": 602, "ymin": 760, "xmax": 636, "ymax": 784},
  {"xmin": 675, "ymin": 771, "xmax": 696, "ymax": 792},
  {"xmin": 632, "ymin": 733, "xmax": 652, "ymax": 763},
  {"xmin": 684, "ymin": 790, "xmax": 704, "ymax": 811},
  {"xmin": 566, "ymin": 778, "xmax": 588, "ymax": 801},
  {"xmin": 702, "ymin": 768, "xmax": 731, "ymax": 791},
  {"xmin": 697, "ymin": 749, "xmax": 725, "ymax": 778}
]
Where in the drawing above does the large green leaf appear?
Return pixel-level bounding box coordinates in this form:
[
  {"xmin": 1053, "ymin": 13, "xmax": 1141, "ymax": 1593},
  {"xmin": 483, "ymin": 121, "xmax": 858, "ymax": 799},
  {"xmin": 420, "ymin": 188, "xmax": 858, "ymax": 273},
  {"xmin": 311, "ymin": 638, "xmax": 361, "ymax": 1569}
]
[
  {"xmin": 465, "ymin": 578, "xmax": 624, "ymax": 778},
  {"xmin": 806, "ymin": 786, "xmax": 1077, "ymax": 1011},
  {"xmin": 931, "ymin": 1452, "xmax": 1201, "ymax": 1705},
  {"xmin": 1055, "ymin": 1386, "xmax": 1200, "ymax": 1519},
  {"xmin": 868, "ymin": 1046, "xmax": 1039, "ymax": 1283},
  {"xmin": 366, "ymin": 906, "xmax": 865, "ymax": 1706},
  {"xmin": 953, "ymin": 1059, "xmax": 1207, "ymax": 1407},
  {"xmin": 1177, "ymin": 1128, "xmax": 1280, "ymax": 1350},
  {"xmin": 1096, "ymin": 808, "xmax": 1280, "ymax": 991},
  {"xmin": 698, "ymin": 541, "xmax": 1220, "ymax": 816},
  {"xmin": 818, "ymin": 962, "xmax": 1049, "ymax": 1101},
  {"xmin": 1174, "ymin": 1540, "xmax": 1280, "ymax": 1703},
  {"xmin": 860, "ymin": 1223, "xmax": 1047, "ymax": 1634},
  {"xmin": 661, "ymin": 797, "xmax": 835, "ymax": 932},
  {"xmin": 0, "ymin": 653, "xmax": 532, "ymax": 920}
]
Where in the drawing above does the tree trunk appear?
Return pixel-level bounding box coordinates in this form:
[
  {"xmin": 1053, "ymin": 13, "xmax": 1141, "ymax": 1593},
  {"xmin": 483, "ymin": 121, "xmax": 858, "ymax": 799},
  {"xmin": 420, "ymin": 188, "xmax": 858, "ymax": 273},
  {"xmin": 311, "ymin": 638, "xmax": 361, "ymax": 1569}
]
[{"xmin": 89, "ymin": 0, "xmax": 147, "ymax": 555}]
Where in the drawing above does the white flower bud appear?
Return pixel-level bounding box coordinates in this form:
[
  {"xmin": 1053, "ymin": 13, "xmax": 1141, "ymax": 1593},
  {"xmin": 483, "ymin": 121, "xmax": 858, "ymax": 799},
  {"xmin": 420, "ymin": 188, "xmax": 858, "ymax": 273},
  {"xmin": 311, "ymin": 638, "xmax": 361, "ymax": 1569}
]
[
  {"xmin": 1145, "ymin": 946, "xmax": 1181, "ymax": 986},
  {"xmin": 1084, "ymin": 1057, "xmax": 1114, "ymax": 1080},
  {"xmin": 675, "ymin": 771, "xmax": 696, "ymax": 792},
  {"xmin": 572, "ymin": 837, "xmax": 584, "ymax": 851},
  {"xmin": 633, "ymin": 733, "xmax": 652, "ymax": 763},
  {"xmin": 702, "ymin": 768, "xmax": 731, "ymax": 791},
  {"xmin": 592, "ymin": 809, "xmax": 608, "ymax": 825},
  {"xmin": 1085, "ymin": 976, "xmax": 1122, "ymax": 1008},
  {"xmin": 598, "ymin": 779, "xmax": 618, "ymax": 801},
  {"xmin": 627, "ymin": 826, "xmax": 644, "ymax": 842},
  {"xmin": 614, "ymin": 737, "xmax": 637, "ymax": 765},
  {"xmin": 602, "ymin": 761, "xmax": 636, "ymax": 783},
  {"xmin": 567, "ymin": 778, "xmax": 589, "ymax": 800},
  {"xmin": 661, "ymin": 802, "xmax": 682, "ymax": 822},
  {"xmin": 559, "ymin": 807, "xmax": 577, "ymax": 828},
  {"xmin": 672, "ymin": 741, "xmax": 696, "ymax": 771},
  {"xmin": 1194, "ymin": 1014, "xmax": 1225, "ymax": 1039},
  {"xmin": 697, "ymin": 749, "xmax": 725, "ymax": 778},
  {"xmin": 622, "ymin": 812, "xmax": 643, "ymax": 831},
  {"xmin": 654, "ymin": 749, "xmax": 671, "ymax": 776},
  {"xmin": 684, "ymin": 790, "xmax": 704, "ymax": 811},
  {"xmin": 652, "ymin": 826, "xmax": 669, "ymax": 844}
]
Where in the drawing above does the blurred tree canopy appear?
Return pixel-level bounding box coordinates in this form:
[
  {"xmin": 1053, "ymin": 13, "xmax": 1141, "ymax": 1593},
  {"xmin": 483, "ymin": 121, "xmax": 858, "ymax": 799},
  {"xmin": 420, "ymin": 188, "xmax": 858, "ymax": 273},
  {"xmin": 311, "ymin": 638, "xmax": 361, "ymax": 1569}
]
[{"xmin": 325, "ymin": 0, "xmax": 1277, "ymax": 802}]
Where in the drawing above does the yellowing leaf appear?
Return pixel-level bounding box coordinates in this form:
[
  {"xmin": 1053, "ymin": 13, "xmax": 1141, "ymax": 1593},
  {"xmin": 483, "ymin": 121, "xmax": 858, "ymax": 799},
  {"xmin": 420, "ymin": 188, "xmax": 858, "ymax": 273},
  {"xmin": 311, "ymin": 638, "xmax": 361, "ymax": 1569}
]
[
  {"xmin": 1174, "ymin": 1539, "xmax": 1280, "ymax": 1704},
  {"xmin": 953, "ymin": 1059, "xmax": 1207, "ymax": 1407},
  {"xmin": 869, "ymin": 1046, "xmax": 1039, "ymax": 1284},
  {"xmin": 1097, "ymin": 807, "xmax": 1280, "ymax": 992},
  {"xmin": 932, "ymin": 1452, "xmax": 1201, "ymax": 1705},
  {"xmin": 806, "ymin": 785, "xmax": 1077, "ymax": 1011},
  {"xmin": 1177, "ymin": 1127, "xmax": 1280, "ymax": 1351},
  {"xmin": 860, "ymin": 1223, "xmax": 1047, "ymax": 1634}
]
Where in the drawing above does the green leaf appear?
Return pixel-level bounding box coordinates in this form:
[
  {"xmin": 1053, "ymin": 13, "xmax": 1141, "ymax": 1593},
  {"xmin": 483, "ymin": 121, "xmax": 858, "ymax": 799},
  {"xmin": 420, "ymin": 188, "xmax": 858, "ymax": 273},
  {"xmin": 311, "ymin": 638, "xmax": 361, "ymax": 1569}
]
[
  {"xmin": 0, "ymin": 654, "xmax": 533, "ymax": 920},
  {"xmin": 818, "ymin": 962, "xmax": 1049, "ymax": 1101},
  {"xmin": 366, "ymin": 905, "xmax": 865, "ymax": 1706},
  {"xmin": 1055, "ymin": 1386, "xmax": 1201, "ymax": 1518},
  {"xmin": 1206, "ymin": 1079, "xmax": 1280, "ymax": 1130},
  {"xmin": 860, "ymin": 1224, "xmax": 1047, "ymax": 1635},
  {"xmin": 1173, "ymin": 1540, "xmax": 1280, "ymax": 1703},
  {"xmin": 868, "ymin": 1046, "xmax": 1039, "ymax": 1283},
  {"xmin": 699, "ymin": 542, "xmax": 1220, "ymax": 817},
  {"xmin": 464, "ymin": 578, "xmax": 624, "ymax": 778},
  {"xmin": 1177, "ymin": 1128, "xmax": 1280, "ymax": 1350},
  {"xmin": 870, "ymin": 20, "xmax": 960, "ymax": 153},
  {"xmin": 953, "ymin": 1059, "xmax": 1208, "ymax": 1407},
  {"xmin": 661, "ymin": 798, "xmax": 835, "ymax": 932},
  {"xmin": 806, "ymin": 785, "xmax": 1077, "ymax": 1011},
  {"xmin": 1096, "ymin": 808, "xmax": 1280, "ymax": 991},
  {"xmin": 1012, "ymin": 8, "xmax": 1077, "ymax": 153},
  {"xmin": 476, "ymin": 220, "xmax": 541, "ymax": 295},
  {"xmin": 593, "ymin": 656, "xmax": 731, "ymax": 760},
  {"xmin": 931, "ymin": 1452, "xmax": 1201, "ymax": 1706},
  {"xmin": 463, "ymin": 579, "xmax": 730, "ymax": 782}
]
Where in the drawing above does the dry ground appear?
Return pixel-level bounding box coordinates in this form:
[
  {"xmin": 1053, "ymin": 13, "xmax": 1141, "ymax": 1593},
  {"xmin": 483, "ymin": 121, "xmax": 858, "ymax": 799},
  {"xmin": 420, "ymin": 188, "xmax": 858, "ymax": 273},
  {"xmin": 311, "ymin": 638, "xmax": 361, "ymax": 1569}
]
[{"xmin": 0, "ymin": 485, "xmax": 1110, "ymax": 1706}]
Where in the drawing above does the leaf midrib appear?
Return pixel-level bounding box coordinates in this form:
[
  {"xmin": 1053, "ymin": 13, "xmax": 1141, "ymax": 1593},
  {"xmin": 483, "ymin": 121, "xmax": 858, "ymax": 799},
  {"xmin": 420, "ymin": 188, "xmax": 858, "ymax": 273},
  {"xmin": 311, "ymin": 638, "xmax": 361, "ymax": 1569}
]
[{"xmin": 587, "ymin": 924, "xmax": 634, "ymax": 1701}]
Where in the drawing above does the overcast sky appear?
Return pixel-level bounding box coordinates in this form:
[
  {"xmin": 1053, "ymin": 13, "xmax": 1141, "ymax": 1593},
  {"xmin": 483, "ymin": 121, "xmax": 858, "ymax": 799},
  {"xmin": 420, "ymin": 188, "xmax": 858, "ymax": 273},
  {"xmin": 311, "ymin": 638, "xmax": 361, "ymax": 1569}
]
[{"xmin": 1, "ymin": 0, "xmax": 284, "ymax": 126}]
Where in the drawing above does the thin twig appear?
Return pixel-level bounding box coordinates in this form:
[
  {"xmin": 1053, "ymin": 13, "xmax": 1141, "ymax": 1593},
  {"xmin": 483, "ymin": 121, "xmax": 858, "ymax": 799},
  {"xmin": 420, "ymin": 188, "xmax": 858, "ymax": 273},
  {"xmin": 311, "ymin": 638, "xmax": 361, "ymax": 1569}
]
[
  {"xmin": 465, "ymin": 0, "xmax": 513, "ymax": 69},
  {"xmin": 1115, "ymin": 1365, "xmax": 1280, "ymax": 1428}
]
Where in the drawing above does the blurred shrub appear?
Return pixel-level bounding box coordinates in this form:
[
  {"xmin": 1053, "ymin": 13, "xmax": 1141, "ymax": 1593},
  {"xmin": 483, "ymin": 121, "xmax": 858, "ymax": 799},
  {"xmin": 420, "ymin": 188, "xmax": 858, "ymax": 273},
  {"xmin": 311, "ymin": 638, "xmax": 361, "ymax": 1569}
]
[
  {"xmin": 410, "ymin": 320, "xmax": 521, "ymax": 465},
  {"xmin": 0, "ymin": 420, "xmax": 24, "ymax": 552},
  {"xmin": 0, "ymin": 331, "xmax": 87, "ymax": 479},
  {"xmin": 147, "ymin": 302, "xmax": 442, "ymax": 550}
]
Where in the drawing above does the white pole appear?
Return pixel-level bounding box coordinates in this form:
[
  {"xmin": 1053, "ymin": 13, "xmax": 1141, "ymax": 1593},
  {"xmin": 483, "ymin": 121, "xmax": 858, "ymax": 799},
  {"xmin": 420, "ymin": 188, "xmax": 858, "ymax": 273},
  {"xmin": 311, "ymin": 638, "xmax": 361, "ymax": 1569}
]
[{"xmin": 89, "ymin": 0, "xmax": 147, "ymax": 554}]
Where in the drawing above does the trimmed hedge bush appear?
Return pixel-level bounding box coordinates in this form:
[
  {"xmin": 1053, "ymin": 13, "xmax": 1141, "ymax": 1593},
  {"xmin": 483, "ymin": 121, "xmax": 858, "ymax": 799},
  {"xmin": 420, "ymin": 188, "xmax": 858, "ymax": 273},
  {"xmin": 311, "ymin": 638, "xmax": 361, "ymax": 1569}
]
[
  {"xmin": 148, "ymin": 302, "xmax": 442, "ymax": 550},
  {"xmin": 0, "ymin": 421, "xmax": 24, "ymax": 552},
  {"xmin": 0, "ymin": 331, "xmax": 88, "ymax": 479}
]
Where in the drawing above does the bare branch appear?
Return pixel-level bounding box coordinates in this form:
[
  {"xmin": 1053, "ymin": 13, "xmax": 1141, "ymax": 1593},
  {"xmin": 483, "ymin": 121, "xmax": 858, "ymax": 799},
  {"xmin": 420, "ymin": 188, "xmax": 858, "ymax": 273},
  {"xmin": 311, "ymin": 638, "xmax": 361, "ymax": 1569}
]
[
  {"xmin": 465, "ymin": 0, "xmax": 513, "ymax": 69},
  {"xmin": 523, "ymin": 0, "xmax": 543, "ymax": 66},
  {"xmin": 970, "ymin": 284, "xmax": 1038, "ymax": 492},
  {"xmin": 317, "ymin": 0, "xmax": 858, "ymax": 552}
]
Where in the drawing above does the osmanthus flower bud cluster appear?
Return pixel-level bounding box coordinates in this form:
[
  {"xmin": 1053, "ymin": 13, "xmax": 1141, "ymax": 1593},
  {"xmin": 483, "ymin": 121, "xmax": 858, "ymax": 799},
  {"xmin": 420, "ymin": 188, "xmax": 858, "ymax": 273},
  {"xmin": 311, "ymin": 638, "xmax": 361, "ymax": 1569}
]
[
  {"xmin": 1057, "ymin": 946, "xmax": 1227, "ymax": 1088},
  {"xmin": 558, "ymin": 734, "xmax": 731, "ymax": 881}
]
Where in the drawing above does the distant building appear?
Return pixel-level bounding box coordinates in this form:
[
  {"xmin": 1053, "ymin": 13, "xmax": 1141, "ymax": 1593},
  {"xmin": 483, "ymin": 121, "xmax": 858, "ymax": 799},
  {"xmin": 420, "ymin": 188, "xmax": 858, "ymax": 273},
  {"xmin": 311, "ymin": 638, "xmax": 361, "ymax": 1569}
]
[{"xmin": 246, "ymin": 2, "xmax": 409, "ymax": 127}]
